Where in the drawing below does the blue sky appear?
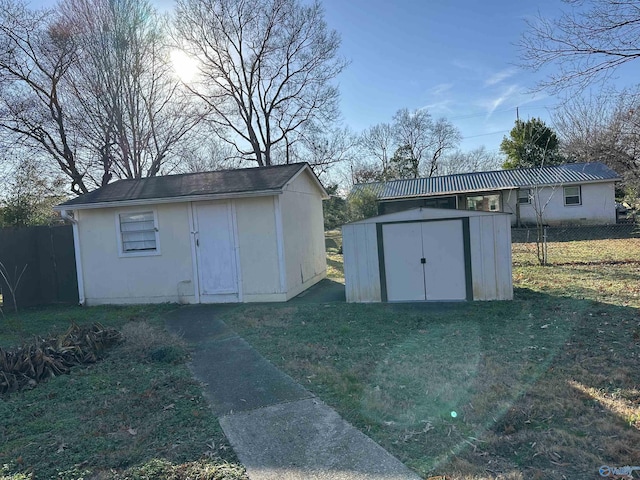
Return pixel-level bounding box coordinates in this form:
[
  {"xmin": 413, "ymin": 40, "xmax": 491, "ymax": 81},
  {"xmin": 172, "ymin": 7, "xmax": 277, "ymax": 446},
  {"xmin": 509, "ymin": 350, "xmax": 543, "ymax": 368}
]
[
  {"xmin": 27, "ymin": 0, "xmax": 638, "ymax": 155},
  {"xmin": 319, "ymin": 0, "xmax": 561, "ymax": 152}
]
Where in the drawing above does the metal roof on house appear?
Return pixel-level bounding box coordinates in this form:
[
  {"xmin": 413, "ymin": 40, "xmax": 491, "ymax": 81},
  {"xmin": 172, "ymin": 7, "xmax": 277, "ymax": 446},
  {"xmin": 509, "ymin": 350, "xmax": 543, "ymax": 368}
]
[
  {"xmin": 57, "ymin": 163, "xmax": 325, "ymax": 209},
  {"xmin": 353, "ymin": 162, "xmax": 620, "ymax": 200}
]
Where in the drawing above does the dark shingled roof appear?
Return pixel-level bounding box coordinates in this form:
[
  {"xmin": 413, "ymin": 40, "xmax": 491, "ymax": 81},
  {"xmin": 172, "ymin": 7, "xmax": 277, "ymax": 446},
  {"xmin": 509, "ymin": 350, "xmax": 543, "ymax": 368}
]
[
  {"xmin": 58, "ymin": 163, "xmax": 315, "ymax": 208},
  {"xmin": 352, "ymin": 162, "xmax": 620, "ymax": 200}
]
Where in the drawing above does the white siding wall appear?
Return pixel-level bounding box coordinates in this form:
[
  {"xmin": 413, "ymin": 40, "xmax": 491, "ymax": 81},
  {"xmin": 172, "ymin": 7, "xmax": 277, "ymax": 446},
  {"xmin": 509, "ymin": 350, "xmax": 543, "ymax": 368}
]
[
  {"xmin": 78, "ymin": 203, "xmax": 195, "ymax": 305},
  {"xmin": 234, "ymin": 196, "xmax": 282, "ymax": 301},
  {"xmin": 342, "ymin": 223, "xmax": 381, "ymax": 303},
  {"xmin": 501, "ymin": 190, "xmax": 518, "ymax": 223},
  {"xmin": 519, "ymin": 182, "xmax": 616, "ymax": 226},
  {"xmin": 280, "ymin": 171, "xmax": 327, "ymax": 300}
]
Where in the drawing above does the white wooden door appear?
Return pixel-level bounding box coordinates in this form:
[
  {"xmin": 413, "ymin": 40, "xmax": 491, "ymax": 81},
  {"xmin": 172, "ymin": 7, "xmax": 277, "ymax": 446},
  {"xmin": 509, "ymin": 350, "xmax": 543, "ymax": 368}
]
[
  {"xmin": 194, "ymin": 202, "xmax": 238, "ymax": 299},
  {"xmin": 382, "ymin": 220, "xmax": 467, "ymax": 302}
]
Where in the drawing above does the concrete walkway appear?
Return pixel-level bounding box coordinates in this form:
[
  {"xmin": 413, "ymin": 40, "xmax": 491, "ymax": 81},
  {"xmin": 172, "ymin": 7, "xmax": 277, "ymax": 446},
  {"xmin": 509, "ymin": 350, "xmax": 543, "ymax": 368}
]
[{"xmin": 164, "ymin": 303, "xmax": 421, "ymax": 480}]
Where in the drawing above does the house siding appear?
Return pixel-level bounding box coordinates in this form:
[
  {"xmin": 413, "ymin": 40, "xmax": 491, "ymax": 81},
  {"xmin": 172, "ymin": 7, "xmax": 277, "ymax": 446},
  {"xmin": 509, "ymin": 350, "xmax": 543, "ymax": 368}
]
[
  {"xmin": 518, "ymin": 182, "xmax": 616, "ymax": 226},
  {"xmin": 373, "ymin": 181, "xmax": 617, "ymax": 226},
  {"xmin": 78, "ymin": 203, "xmax": 195, "ymax": 305}
]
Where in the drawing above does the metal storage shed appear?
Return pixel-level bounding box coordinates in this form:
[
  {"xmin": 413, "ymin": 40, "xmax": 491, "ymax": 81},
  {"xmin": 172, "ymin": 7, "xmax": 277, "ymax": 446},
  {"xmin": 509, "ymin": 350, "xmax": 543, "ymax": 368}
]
[{"xmin": 342, "ymin": 208, "xmax": 513, "ymax": 303}]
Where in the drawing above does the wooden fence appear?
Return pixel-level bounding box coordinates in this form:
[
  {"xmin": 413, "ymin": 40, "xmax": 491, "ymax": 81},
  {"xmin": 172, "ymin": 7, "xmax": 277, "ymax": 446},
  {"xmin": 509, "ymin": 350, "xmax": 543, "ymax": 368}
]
[{"xmin": 0, "ymin": 225, "xmax": 78, "ymax": 310}]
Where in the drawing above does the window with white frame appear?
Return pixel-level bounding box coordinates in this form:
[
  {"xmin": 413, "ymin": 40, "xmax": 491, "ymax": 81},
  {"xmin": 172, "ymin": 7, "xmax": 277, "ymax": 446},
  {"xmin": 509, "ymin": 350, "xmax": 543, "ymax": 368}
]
[
  {"xmin": 117, "ymin": 211, "xmax": 160, "ymax": 255},
  {"xmin": 564, "ymin": 186, "xmax": 581, "ymax": 206},
  {"xmin": 517, "ymin": 189, "xmax": 531, "ymax": 204}
]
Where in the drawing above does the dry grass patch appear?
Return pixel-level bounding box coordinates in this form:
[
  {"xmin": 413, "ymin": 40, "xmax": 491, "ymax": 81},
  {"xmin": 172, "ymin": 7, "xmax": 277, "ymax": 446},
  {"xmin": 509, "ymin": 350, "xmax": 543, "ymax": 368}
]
[
  {"xmin": 119, "ymin": 320, "xmax": 188, "ymax": 364},
  {"xmin": 513, "ymin": 237, "xmax": 640, "ymax": 265},
  {"xmin": 325, "ymin": 229, "xmax": 345, "ymax": 283}
]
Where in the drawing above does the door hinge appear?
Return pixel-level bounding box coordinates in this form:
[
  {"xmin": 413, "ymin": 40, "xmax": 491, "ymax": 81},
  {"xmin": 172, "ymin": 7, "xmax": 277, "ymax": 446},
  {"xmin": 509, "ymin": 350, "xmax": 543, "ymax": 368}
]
[{"xmin": 420, "ymin": 257, "xmax": 426, "ymax": 264}]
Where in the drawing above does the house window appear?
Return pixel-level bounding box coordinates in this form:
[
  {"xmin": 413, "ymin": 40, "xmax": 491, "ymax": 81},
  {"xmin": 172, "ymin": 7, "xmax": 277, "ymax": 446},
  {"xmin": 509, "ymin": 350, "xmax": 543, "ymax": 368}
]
[
  {"xmin": 518, "ymin": 189, "xmax": 531, "ymax": 204},
  {"xmin": 466, "ymin": 194, "xmax": 500, "ymax": 212},
  {"xmin": 117, "ymin": 211, "xmax": 160, "ymax": 256},
  {"xmin": 564, "ymin": 186, "xmax": 581, "ymax": 206}
]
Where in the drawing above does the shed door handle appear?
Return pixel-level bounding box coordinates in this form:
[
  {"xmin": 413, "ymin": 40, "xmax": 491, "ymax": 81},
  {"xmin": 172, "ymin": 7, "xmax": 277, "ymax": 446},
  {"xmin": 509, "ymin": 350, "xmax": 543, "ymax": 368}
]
[{"xmin": 420, "ymin": 258, "xmax": 426, "ymax": 264}]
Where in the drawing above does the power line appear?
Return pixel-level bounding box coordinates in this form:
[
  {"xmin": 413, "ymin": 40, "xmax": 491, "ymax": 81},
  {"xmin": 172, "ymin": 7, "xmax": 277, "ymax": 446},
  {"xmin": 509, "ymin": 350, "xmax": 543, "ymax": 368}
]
[
  {"xmin": 461, "ymin": 130, "xmax": 509, "ymax": 139},
  {"xmin": 446, "ymin": 105, "xmax": 552, "ymax": 121}
]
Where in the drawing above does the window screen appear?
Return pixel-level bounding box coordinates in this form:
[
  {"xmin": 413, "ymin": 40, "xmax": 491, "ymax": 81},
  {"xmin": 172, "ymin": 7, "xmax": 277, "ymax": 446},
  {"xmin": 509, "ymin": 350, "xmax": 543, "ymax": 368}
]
[
  {"xmin": 564, "ymin": 186, "xmax": 581, "ymax": 206},
  {"xmin": 119, "ymin": 211, "xmax": 157, "ymax": 252},
  {"xmin": 517, "ymin": 189, "xmax": 531, "ymax": 204}
]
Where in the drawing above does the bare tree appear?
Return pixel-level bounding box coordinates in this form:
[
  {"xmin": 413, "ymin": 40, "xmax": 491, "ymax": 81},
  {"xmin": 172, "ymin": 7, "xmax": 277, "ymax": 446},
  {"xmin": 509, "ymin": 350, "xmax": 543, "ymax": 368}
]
[
  {"xmin": 174, "ymin": 0, "xmax": 347, "ymax": 167},
  {"xmin": 427, "ymin": 117, "xmax": 462, "ymax": 176},
  {"xmin": 520, "ymin": 0, "xmax": 640, "ymax": 93},
  {"xmin": 179, "ymin": 137, "xmax": 246, "ymax": 172},
  {"xmin": 441, "ymin": 146, "xmax": 503, "ymax": 175},
  {"xmin": 60, "ymin": 0, "xmax": 201, "ymax": 183},
  {"xmin": 359, "ymin": 108, "xmax": 462, "ymax": 181},
  {"xmin": 0, "ymin": 0, "xmax": 89, "ymax": 194},
  {"xmin": 553, "ymin": 88, "xmax": 640, "ymax": 196},
  {"xmin": 0, "ymin": 0, "xmax": 201, "ymax": 195},
  {"xmin": 285, "ymin": 124, "xmax": 359, "ymax": 179},
  {"xmin": 359, "ymin": 123, "xmax": 396, "ymax": 180},
  {"xmin": 0, "ymin": 261, "xmax": 27, "ymax": 314},
  {"xmin": 349, "ymin": 161, "xmax": 384, "ymax": 185},
  {"xmin": 392, "ymin": 108, "xmax": 432, "ymax": 176},
  {"xmin": 553, "ymin": 92, "xmax": 612, "ymax": 163},
  {"xmin": 391, "ymin": 108, "xmax": 461, "ymax": 177}
]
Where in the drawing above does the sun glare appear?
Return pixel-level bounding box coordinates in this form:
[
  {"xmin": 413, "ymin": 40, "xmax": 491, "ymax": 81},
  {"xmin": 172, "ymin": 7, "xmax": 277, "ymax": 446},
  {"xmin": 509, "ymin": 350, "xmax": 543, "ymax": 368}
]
[{"xmin": 170, "ymin": 49, "xmax": 198, "ymax": 83}]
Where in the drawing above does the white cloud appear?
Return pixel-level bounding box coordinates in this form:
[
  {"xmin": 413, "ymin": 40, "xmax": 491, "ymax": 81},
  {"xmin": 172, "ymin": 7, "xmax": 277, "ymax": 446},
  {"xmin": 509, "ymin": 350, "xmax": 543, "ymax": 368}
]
[
  {"xmin": 451, "ymin": 59, "xmax": 476, "ymax": 71},
  {"xmin": 476, "ymin": 85, "xmax": 550, "ymax": 120},
  {"xmin": 422, "ymin": 99, "xmax": 454, "ymax": 114},
  {"xmin": 484, "ymin": 67, "xmax": 518, "ymax": 87},
  {"xmin": 428, "ymin": 83, "xmax": 453, "ymax": 96},
  {"xmin": 479, "ymin": 84, "xmax": 519, "ymax": 118}
]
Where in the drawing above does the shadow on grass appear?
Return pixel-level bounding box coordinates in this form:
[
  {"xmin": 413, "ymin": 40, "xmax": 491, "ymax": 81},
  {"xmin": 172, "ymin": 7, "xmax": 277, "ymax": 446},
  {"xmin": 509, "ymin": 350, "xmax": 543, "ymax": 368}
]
[{"xmin": 221, "ymin": 289, "xmax": 640, "ymax": 479}]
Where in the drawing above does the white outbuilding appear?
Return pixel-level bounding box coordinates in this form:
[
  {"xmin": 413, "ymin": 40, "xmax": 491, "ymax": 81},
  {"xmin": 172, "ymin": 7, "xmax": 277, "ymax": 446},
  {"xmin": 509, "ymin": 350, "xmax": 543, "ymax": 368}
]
[
  {"xmin": 342, "ymin": 208, "xmax": 513, "ymax": 303},
  {"xmin": 55, "ymin": 163, "xmax": 328, "ymax": 305}
]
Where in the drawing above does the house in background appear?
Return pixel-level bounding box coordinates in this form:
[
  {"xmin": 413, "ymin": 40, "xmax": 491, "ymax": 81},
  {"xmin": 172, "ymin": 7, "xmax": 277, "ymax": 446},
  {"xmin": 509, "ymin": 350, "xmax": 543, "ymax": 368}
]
[
  {"xmin": 353, "ymin": 162, "xmax": 621, "ymax": 226},
  {"xmin": 54, "ymin": 163, "xmax": 328, "ymax": 306}
]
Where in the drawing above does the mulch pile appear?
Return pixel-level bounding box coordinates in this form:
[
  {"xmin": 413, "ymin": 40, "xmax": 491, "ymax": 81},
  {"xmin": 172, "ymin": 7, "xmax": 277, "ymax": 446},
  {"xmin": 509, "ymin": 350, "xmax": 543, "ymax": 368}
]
[{"xmin": 0, "ymin": 323, "xmax": 122, "ymax": 395}]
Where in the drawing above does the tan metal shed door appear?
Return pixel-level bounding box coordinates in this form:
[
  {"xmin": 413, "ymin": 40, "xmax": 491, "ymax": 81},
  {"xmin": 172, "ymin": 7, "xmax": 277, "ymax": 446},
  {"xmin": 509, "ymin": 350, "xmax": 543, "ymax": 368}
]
[{"xmin": 383, "ymin": 220, "xmax": 466, "ymax": 301}]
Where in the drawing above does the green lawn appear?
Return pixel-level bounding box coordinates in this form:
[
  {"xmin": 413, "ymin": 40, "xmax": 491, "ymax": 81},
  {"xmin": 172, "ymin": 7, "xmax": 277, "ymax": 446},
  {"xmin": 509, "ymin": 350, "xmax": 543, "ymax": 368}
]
[
  {"xmin": 2, "ymin": 237, "xmax": 639, "ymax": 480},
  {"xmin": 0, "ymin": 305, "xmax": 247, "ymax": 480},
  {"xmin": 219, "ymin": 237, "xmax": 640, "ymax": 479}
]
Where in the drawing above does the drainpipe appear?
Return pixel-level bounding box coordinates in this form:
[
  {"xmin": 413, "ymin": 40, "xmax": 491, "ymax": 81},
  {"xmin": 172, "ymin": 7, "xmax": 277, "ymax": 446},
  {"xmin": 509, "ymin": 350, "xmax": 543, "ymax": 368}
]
[{"xmin": 61, "ymin": 209, "xmax": 86, "ymax": 306}]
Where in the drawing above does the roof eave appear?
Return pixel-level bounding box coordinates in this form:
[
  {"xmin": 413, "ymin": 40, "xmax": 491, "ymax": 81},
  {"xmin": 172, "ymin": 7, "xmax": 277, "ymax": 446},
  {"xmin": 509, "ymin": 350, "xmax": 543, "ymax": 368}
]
[
  {"xmin": 54, "ymin": 189, "xmax": 283, "ymax": 211},
  {"xmin": 284, "ymin": 163, "xmax": 330, "ymax": 199}
]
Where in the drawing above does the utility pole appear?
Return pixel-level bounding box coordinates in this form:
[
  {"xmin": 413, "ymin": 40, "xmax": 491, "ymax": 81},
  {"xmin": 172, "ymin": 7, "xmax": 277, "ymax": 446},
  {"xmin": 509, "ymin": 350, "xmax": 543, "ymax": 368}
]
[{"xmin": 516, "ymin": 106, "xmax": 519, "ymax": 122}]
